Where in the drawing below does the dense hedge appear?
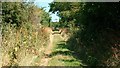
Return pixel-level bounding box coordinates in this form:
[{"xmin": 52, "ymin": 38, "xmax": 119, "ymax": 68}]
[{"xmin": 49, "ymin": 2, "xmax": 120, "ymax": 66}]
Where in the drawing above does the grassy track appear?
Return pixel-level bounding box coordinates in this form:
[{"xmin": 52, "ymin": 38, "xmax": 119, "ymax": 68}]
[
  {"xmin": 4, "ymin": 31, "xmax": 84, "ymax": 66},
  {"xmin": 47, "ymin": 33, "xmax": 83, "ymax": 66}
]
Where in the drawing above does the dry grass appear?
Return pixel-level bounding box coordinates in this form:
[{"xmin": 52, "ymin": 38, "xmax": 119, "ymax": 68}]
[{"xmin": 1, "ymin": 23, "xmax": 49, "ymax": 66}]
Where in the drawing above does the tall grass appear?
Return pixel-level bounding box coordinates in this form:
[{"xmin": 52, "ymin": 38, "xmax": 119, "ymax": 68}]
[{"xmin": 1, "ymin": 22, "xmax": 49, "ymax": 66}]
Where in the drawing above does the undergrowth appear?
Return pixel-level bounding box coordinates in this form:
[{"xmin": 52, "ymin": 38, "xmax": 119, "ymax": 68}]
[
  {"xmin": 67, "ymin": 28, "xmax": 120, "ymax": 66},
  {"xmin": 1, "ymin": 22, "xmax": 49, "ymax": 66}
]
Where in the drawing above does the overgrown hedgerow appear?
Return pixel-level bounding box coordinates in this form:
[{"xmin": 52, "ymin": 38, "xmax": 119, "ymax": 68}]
[{"xmin": 1, "ymin": 23, "xmax": 49, "ymax": 66}]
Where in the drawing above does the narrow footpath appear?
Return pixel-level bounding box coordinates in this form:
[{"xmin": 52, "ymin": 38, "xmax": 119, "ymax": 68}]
[
  {"xmin": 18, "ymin": 31, "xmax": 83, "ymax": 66},
  {"xmin": 39, "ymin": 31, "xmax": 82, "ymax": 66}
]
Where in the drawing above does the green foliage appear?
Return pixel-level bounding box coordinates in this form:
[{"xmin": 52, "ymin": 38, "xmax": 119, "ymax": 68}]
[
  {"xmin": 49, "ymin": 2, "xmax": 80, "ymax": 28},
  {"xmin": 69, "ymin": 3, "xmax": 120, "ymax": 66},
  {"xmin": 2, "ymin": 2, "xmax": 26, "ymax": 27},
  {"xmin": 51, "ymin": 22, "xmax": 60, "ymax": 28},
  {"xmin": 40, "ymin": 9, "xmax": 51, "ymax": 26},
  {"xmin": 1, "ymin": 1, "xmax": 51, "ymax": 66},
  {"xmin": 2, "ymin": 2, "xmax": 51, "ymax": 27},
  {"xmin": 49, "ymin": 2, "xmax": 120, "ymax": 66},
  {"xmin": 76, "ymin": 3, "xmax": 120, "ymax": 31}
]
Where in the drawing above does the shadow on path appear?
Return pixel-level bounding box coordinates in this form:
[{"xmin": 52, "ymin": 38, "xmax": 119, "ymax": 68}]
[{"xmin": 48, "ymin": 39, "xmax": 83, "ymax": 66}]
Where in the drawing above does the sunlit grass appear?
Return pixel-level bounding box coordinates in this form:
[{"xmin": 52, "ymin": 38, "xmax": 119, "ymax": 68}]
[{"xmin": 48, "ymin": 34, "xmax": 83, "ymax": 66}]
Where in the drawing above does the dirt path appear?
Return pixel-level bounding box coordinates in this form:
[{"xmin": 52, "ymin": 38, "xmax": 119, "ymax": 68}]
[
  {"xmin": 37, "ymin": 31, "xmax": 81, "ymax": 66},
  {"xmin": 39, "ymin": 33, "xmax": 53, "ymax": 66},
  {"xmin": 39, "ymin": 32, "xmax": 65, "ymax": 66},
  {"xmin": 18, "ymin": 32, "xmax": 55, "ymax": 66}
]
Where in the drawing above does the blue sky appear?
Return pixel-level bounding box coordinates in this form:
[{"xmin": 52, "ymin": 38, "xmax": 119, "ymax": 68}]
[{"xmin": 34, "ymin": 0, "xmax": 60, "ymax": 22}]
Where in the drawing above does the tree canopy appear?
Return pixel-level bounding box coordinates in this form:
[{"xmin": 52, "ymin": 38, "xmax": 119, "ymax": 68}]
[
  {"xmin": 49, "ymin": 2, "xmax": 120, "ymax": 66},
  {"xmin": 2, "ymin": 2, "xmax": 51, "ymax": 27}
]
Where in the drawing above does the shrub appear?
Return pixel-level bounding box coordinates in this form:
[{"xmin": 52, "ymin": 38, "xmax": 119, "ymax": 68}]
[{"xmin": 1, "ymin": 22, "xmax": 49, "ymax": 66}]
